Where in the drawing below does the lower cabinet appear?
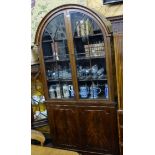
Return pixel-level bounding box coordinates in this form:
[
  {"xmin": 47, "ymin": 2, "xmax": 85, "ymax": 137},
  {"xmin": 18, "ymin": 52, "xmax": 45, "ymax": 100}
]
[{"xmin": 47, "ymin": 103, "xmax": 119, "ymax": 155}]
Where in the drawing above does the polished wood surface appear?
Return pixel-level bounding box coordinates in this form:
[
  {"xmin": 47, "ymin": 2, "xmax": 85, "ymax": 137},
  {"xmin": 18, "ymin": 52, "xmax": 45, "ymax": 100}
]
[
  {"xmin": 113, "ymin": 33, "xmax": 123, "ymax": 110},
  {"xmin": 78, "ymin": 106, "xmax": 118, "ymax": 153},
  {"xmin": 47, "ymin": 103, "xmax": 119, "ymax": 155},
  {"xmin": 117, "ymin": 110, "xmax": 123, "ymax": 155},
  {"xmin": 64, "ymin": 10, "xmax": 79, "ymax": 100},
  {"xmin": 48, "ymin": 105, "xmax": 81, "ymax": 148},
  {"xmin": 113, "ymin": 33, "xmax": 123, "ymax": 155}
]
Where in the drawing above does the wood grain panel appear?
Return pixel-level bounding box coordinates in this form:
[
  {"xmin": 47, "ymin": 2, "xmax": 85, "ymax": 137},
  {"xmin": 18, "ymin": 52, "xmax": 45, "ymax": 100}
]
[
  {"xmin": 117, "ymin": 110, "xmax": 123, "ymax": 155},
  {"xmin": 113, "ymin": 33, "xmax": 123, "ymax": 110},
  {"xmin": 47, "ymin": 105, "xmax": 81, "ymax": 148},
  {"xmin": 78, "ymin": 106, "xmax": 119, "ymax": 155},
  {"xmin": 120, "ymin": 143, "xmax": 123, "ymax": 155}
]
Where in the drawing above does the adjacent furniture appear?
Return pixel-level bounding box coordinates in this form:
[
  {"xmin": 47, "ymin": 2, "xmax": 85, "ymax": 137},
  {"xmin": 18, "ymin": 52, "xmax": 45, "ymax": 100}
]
[
  {"xmin": 35, "ymin": 4, "xmax": 119, "ymax": 155},
  {"xmin": 31, "ymin": 129, "xmax": 46, "ymax": 146},
  {"xmin": 31, "ymin": 63, "xmax": 50, "ymax": 136},
  {"xmin": 113, "ymin": 33, "xmax": 123, "ymax": 155},
  {"xmin": 31, "ymin": 130, "xmax": 80, "ymax": 155}
]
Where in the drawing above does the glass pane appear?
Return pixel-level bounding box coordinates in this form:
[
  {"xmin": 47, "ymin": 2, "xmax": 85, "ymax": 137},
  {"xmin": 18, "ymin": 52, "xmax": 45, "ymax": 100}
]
[
  {"xmin": 70, "ymin": 11, "xmax": 109, "ymax": 100},
  {"xmin": 42, "ymin": 14, "xmax": 75, "ymax": 100}
]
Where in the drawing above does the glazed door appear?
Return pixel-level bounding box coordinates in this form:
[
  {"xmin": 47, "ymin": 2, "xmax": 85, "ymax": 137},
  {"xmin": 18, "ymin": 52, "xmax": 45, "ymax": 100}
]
[
  {"xmin": 41, "ymin": 13, "xmax": 76, "ymax": 100},
  {"xmin": 69, "ymin": 10, "xmax": 109, "ymax": 100}
]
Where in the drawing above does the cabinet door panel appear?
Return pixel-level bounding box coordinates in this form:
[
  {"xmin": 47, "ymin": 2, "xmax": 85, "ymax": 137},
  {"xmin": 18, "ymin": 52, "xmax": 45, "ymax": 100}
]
[
  {"xmin": 47, "ymin": 105, "xmax": 81, "ymax": 148},
  {"xmin": 78, "ymin": 107, "xmax": 118, "ymax": 154},
  {"xmin": 41, "ymin": 13, "xmax": 76, "ymax": 100},
  {"xmin": 70, "ymin": 11, "xmax": 109, "ymax": 100}
]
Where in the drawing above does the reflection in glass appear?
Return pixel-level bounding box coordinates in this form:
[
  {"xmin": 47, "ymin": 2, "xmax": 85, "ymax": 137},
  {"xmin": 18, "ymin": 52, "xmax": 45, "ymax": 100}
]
[
  {"xmin": 70, "ymin": 11, "xmax": 108, "ymax": 99},
  {"xmin": 41, "ymin": 13, "xmax": 75, "ymax": 99}
]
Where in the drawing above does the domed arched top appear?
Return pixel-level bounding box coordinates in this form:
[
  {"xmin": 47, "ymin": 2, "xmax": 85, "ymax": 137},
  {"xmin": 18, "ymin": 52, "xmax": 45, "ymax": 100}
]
[{"xmin": 35, "ymin": 4, "xmax": 112, "ymax": 45}]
